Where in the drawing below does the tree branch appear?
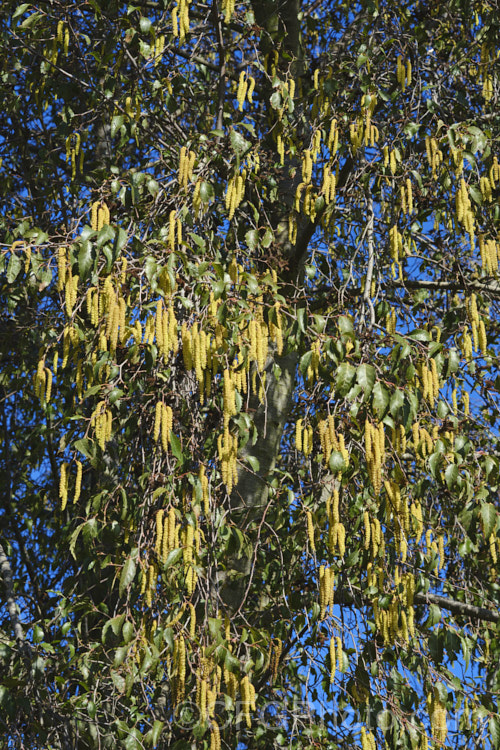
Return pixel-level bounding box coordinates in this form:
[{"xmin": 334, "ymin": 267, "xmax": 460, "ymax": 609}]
[
  {"xmin": 219, "ymin": 349, "xmax": 298, "ymax": 612},
  {"xmin": 413, "ymin": 590, "xmax": 499, "ymax": 623},
  {"xmin": 0, "ymin": 542, "xmax": 26, "ymax": 643},
  {"xmin": 334, "ymin": 584, "xmax": 499, "ymax": 624}
]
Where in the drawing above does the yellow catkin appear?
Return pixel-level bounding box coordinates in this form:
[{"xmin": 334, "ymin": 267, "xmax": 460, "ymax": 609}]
[
  {"xmin": 489, "ymin": 534, "xmax": 497, "ymax": 564},
  {"xmin": 478, "ymin": 320, "xmax": 487, "ymax": 355},
  {"xmin": 90, "ymin": 201, "xmax": 99, "ymax": 231},
  {"xmin": 429, "ymin": 689, "xmax": 447, "ymax": 745},
  {"xmin": 241, "ymin": 675, "xmax": 252, "ymax": 728},
  {"xmin": 270, "ymin": 638, "xmax": 282, "ymax": 683},
  {"xmin": 59, "ymin": 462, "xmax": 69, "ymax": 511},
  {"xmin": 337, "ymin": 522, "xmax": 346, "ymax": 557},
  {"xmin": 329, "ymin": 637, "xmax": 336, "ymax": 682},
  {"xmin": 406, "ymin": 178, "xmax": 413, "ymax": 213},
  {"xmin": 237, "ymin": 71, "xmax": 248, "ymax": 111},
  {"xmin": 336, "ymin": 636, "xmax": 343, "ymax": 672},
  {"xmin": 155, "ymin": 509, "xmax": 164, "ymax": 559},
  {"xmin": 41, "ymin": 366, "xmax": 51, "ymax": 404},
  {"xmin": 154, "ymin": 401, "xmax": 162, "ymax": 443},
  {"xmin": 306, "ymin": 510, "xmax": 316, "ymax": 554},
  {"xmin": 319, "ymin": 565, "xmax": 327, "ymax": 617},
  {"xmin": 174, "ymin": 635, "xmax": 186, "ymax": 704},
  {"xmin": 57, "ymin": 247, "xmax": 67, "ymax": 291},
  {"xmin": 166, "ymin": 209, "xmax": 175, "ymax": 250},
  {"xmin": 73, "ymin": 460, "xmax": 82, "ymax": 504},
  {"xmin": 295, "ymin": 418, "xmax": 303, "ymax": 452},
  {"xmin": 390, "ymin": 149, "xmax": 397, "ymax": 174},
  {"xmin": 210, "ymin": 721, "xmax": 221, "ymax": 750},
  {"xmin": 161, "ymin": 404, "xmax": 173, "ymax": 452},
  {"xmin": 463, "ymin": 391, "xmax": 470, "ymax": 416},
  {"xmin": 363, "ymin": 510, "xmax": 371, "ymax": 550},
  {"xmin": 438, "ymin": 533, "xmax": 445, "ymax": 570}
]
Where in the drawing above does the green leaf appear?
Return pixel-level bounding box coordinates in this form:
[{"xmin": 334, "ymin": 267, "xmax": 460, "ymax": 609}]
[
  {"xmin": 428, "ymin": 452, "xmax": 441, "ymax": 479},
  {"xmin": 21, "ymin": 10, "xmax": 42, "ymax": 28},
  {"xmin": 96, "ymin": 224, "xmax": 115, "ymax": 248},
  {"xmin": 372, "ymin": 382, "xmax": 389, "ymax": 418},
  {"xmin": 437, "ymin": 400, "xmax": 448, "ymax": 419},
  {"xmin": 356, "ymin": 363, "xmax": 375, "ymax": 397},
  {"xmin": 335, "ymin": 362, "xmax": 356, "ymax": 396},
  {"xmin": 12, "ymin": 3, "xmax": 30, "ymax": 19},
  {"xmin": 377, "ymin": 709, "xmax": 393, "ymax": 733},
  {"xmin": 262, "ymin": 228, "xmax": 273, "ymax": 248},
  {"xmin": 122, "ymin": 621, "xmax": 134, "ymax": 644},
  {"xmin": 144, "ymin": 256, "xmax": 158, "ymax": 284},
  {"xmin": 483, "ymin": 456, "xmax": 497, "ymax": 478},
  {"xmin": 389, "ymin": 389, "xmax": 405, "ymax": 417},
  {"xmin": 224, "ymin": 649, "xmax": 240, "ymax": 672},
  {"xmin": 434, "ymin": 681, "xmax": 447, "ymax": 703},
  {"xmin": 245, "ymin": 455, "xmax": 260, "ymax": 472},
  {"xmin": 114, "ymin": 227, "xmax": 128, "ymax": 253},
  {"xmin": 82, "ymin": 385, "xmax": 103, "ymax": 400},
  {"xmin": 337, "ymin": 315, "xmax": 354, "ymax": 335},
  {"xmin": 480, "ymin": 502, "xmax": 496, "ymax": 539},
  {"xmin": 296, "ymin": 307, "xmax": 307, "ymax": 334},
  {"xmin": 245, "ymin": 229, "xmax": 259, "ymax": 250},
  {"xmin": 199, "ymin": 181, "xmax": 214, "ymax": 201},
  {"xmin": 69, "ymin": 521, "xmax": 87, "ymax": 560},
  {"xmin": 102, "ymin": 614, "xmax": 125, "ymax": 643},
  {"xmin": 426, "ymin": 604, "xmax": 441, "ymax": 627},
  {"xmin": 149, "ymin": 721, "xmax": 164, "ymax": 747},
  {"xmin": 169, "ymin": 432, "xmax": 183, "ymax": 462},
  {"xmin": 162, "ymin": 548, "xmax": 182, "ymax": 570},
  {"xmin": 489, "ymin": 716, "xmax": 500, "ymax": 749},
  {"xmin": 189, "ymin": 232, "xmax": 206, "ymax": 250},
  {"xmin": 119, "ymin": 556, "xmax": 136, "ymax": 597},
  {"xmin": 270, "ymin": 91, "xmax": 282, "ymax": 109},
  {"xmin": 78, "ymin": 240, "xmax": 93, "ymax": 280},
  {"xmin": 329, "ymin": 451, "xmax": 346, "ymax": 474},
  {"xmin": 445, "ymin": 348, "xmax": 460, "ymax": 377},
  {"xmin": 299, "ymin": 351, "xmax": 312, "ymax": 375},
  {"xmin": 444, "ymin": 463, "xmax": 458, "ymax": 490},
  {"xmin": 208, "ymin": 617, "xmax": 222, "ymax": 640},
  {"xmin": 230, "ymin": 130, "xmax": 250, "ymax": 154},
  {"xmin": 111, "ymin": 115, "xmax": 124, "ymax": 138},
  {"xmin": 407, "ymin": 329, "xmax": 431, "ymax": 342},
  {"xmin": 469, "ymin": 185, "xmax": 482, "ymax": 206},
  {"xmin": 113, "ymin": 645, "xmax": 129, "ymax": 668},
  {"xmin": 6, "ymin": 254, "xmax": 22, "ymax": 284},
  {"xmin": 73, "ymin": 438, "xmax": 94, "ymax": 459}
]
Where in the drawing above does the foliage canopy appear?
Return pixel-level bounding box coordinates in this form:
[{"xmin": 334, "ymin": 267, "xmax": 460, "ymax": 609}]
[{"xmin": 1, "ymin": 0, "xmax": 500, "ymax": 748}]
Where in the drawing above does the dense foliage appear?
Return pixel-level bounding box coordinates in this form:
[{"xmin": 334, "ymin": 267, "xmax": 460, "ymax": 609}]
[{"xmin": 1, "ymin": 0, "xmax": 500, "ymax": 748}]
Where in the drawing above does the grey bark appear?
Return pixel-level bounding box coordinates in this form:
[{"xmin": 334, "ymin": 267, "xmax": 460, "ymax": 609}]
[
  {"xmin": 220, "ymin": 350, "xmax": 298, "ymax": 611},
  {"xmin": 216, "ymin": 0, "xmax": 308, "ymax": 613},
  {"xmin": 0, "ymin": 542, "xmax": 25, "ymax": 643}
]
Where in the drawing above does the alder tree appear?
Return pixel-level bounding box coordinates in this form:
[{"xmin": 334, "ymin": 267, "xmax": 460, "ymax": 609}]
[{"xmin": 0, "ymin": 0, "xmax": 500, "ymax": 748}]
